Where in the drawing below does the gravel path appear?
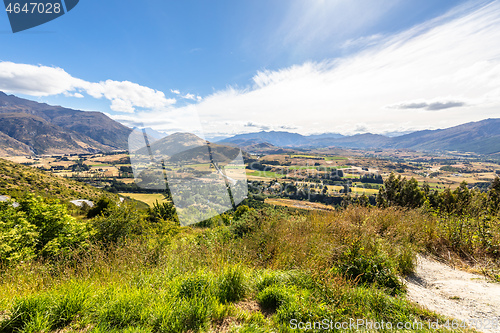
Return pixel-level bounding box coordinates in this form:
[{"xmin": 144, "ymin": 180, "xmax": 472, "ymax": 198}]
[{"xmin": 405, "ymin": 255, "xmax": 500, "ymax": 333}]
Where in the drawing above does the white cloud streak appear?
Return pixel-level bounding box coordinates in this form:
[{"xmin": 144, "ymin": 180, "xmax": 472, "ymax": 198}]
[
  {"xmin": 165, "ymin": 0, "xmax": 500, "ymax": 135},
  {"xmin": 0, "ymin": 62, "xmax": 176, "ymax": 113}
]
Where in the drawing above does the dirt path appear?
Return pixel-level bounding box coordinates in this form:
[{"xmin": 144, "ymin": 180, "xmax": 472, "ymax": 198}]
[{"xmin": 405, "ymin": 255, "xmax": 500, "ymax": 333}]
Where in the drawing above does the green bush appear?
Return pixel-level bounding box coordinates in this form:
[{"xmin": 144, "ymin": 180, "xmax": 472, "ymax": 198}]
[
  {"xmin": 0, "ymin": 194, "xmax": 92, "ymax": 264},
  {"xmin": 97, "ymin": 290, "xmax": 148, "ymax": 329},
  {"xmin": 217, "ymin": 265, "xmax": 247, "ymax": 303},
  {"xmin": 335, "ymin": 241, "xmax": 404, "ymax": 295},
  {"xmin": 153, "ymin": 295, "xmax": 218, "ymax": 333},
  {"xmin": 91, "ymin": 203, "xmax": 145, "ymax": 245},
  {"xmin": 1, "ymin": 295, "xmax": 52, "ymax": 332},
  {"xmin": 177, "ymin": 272, "xmax": 214, "ymax": 299},
  {"xmin": 256, "ymin": 285, "xmax": 293, "ymax": 311},
  {"xmin": 87, "ymin": 197, "xmax": 115, "ymax": 219}
]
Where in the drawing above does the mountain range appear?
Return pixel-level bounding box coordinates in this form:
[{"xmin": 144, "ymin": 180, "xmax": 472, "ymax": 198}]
[
  {"xmin": 221, "ymin": 118, "xmax": 500, "ymax": 155},
  {"xmin": 0, "ymin": 91, "xmax": 131, "ymax": 155},
  {"xmin": 1, "ymin": 91, "xmax": 499, "ymax": 157}
]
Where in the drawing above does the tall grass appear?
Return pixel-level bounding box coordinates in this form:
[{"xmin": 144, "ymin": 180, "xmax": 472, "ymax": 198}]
[{"xmin": 0, "ymin": 206, "xmax": 491, "ymax": 332}]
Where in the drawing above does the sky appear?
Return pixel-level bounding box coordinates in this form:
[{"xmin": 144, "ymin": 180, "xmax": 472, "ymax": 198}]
[{"xmin": 1, "ymin": 0, "xmax": 500, "ymax": 138}]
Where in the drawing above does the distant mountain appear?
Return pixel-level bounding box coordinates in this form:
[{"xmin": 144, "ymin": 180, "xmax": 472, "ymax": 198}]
[
  {"xmin": 387, "ymin": 118, "xmax": 500, "ymax": 154},
  {"xmin": 221, "ymin": 131, "xmax": 310, "ymax": 147},
  {"xmin": 222, "ymin": 131, "xmax": 390, "ymax": 149},
  {"xmin": 143, "ymin": 128, "xmax": 168, "ymax": 140},
  {"xmin": 306, "ymin": 133, "xmax": 345, "ymax": 140},
  {"xmin": 316, "ymin": 133, "xmax": 392, "ymax": 149},
  {"xmin": 135, "ymin": 132, "xmax": 207, "ymax": 157},
  {"xmin": 222, "ymin": 118, "xmax": 500, "ymax": 155},
  {"xmin": 133, "ymin": 132, "xmax": 248, "ymax": 165},
  {"xmin": 0, "ymin": 91, "xmax": 132, "ymax": 156},
  {"xmin": 222, "ymin": 139, "xmax": 293, "ymax": 154}
]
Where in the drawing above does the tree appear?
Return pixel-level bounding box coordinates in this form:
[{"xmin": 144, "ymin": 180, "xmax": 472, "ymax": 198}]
[
  {"xmin": 148, "ymin": 200, "xmax": 179, "ymax": 225},
  {"xmin": 488, "ymin": 176, "xmax": 500, "ymax": 215},
  {"xmin": 376, "ymin": 173, "xmax": 424, "ymax": 209}
]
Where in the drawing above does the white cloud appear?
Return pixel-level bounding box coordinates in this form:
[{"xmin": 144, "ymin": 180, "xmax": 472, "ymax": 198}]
[
  {"xmin": 170, "ymin": 89, "xmax": 180, "ymax": 95},
  {"xmin": 84, "ymin": 80, "xmax": 175, "ymax": 113},
  {"xmin": 0, "ymin": 61, "xmax": 84, "ymax": 96},
  {"xmin": 272, "ymin": 0, "xmax": 400, "ymax": 56},
  {"xmin": 182, "ymin": 93, "xmax": 196, "ymax": 100},
  {"xmin": 0, "ymin": 62, "xmax": 175, "ymax": 113},
  {"xmin": 163, "ymin": 0, "xmax": 500, "ymax": 136}
]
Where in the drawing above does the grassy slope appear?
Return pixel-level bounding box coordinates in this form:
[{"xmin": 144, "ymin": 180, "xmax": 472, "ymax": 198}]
[
  {"xmin": 0, "ymin": 158, "xmax": 116, "ymax": 202},
  {"xmin": 0, "ymin": 206, "xmax": 487, "ymax": 332}
]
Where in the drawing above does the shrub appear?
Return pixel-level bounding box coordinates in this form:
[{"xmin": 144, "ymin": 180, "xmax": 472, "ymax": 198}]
[
  {"xmin": 334, "ymin": 241, "xmax": 404, "ymax": 295},
  {"xmin": 217, "ymin": 265, "xmax": 247, "ymax": 303},
  {"xmin": 91, "ymin": 203, "xmax": 145, "ymax": 245},
  {"xmin": 256, "ymin": 285, "xmax": 293, "ymax": 311},
  {"xmin": 1, "ymin": 295, "xmax": 51, "ymax": 332},
  {"xmin": 177, "ymin": 272, "xmax": 214, "ymax": 299}
]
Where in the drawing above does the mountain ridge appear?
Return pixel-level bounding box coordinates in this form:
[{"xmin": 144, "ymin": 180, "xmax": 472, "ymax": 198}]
[
  {"xmin": 222, "ymin": 118, "xmax": 500, "ymax": 155},
  {"xmin": 0, "ymin": 91, "xmax": 132, "ymax": 156}
]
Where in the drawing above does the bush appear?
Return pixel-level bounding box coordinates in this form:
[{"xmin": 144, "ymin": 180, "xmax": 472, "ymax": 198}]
[
  {"xmin": 177, "ymin": 272, "xmax": 214, "ymax": 299},
  {"xmin": 1, "ymin": 295, "xmax": 52, "ymax": 332},
  {"xmin": 91, "ymin": 203, "xmax": 145, "ymax": 245},
  {"xmin": 0, "ymin": 194, "xmax": 92, "ymax": 264},
  {"xmin": 87, "ymin": 197, "xmax": 115, "ymax": 219},
  {"xmin": 97, "ymin": 290, "xmax": 147, "ymax": 329},
  {"xmin": 216, "ymin": 265, "xmax": 247, "ymax": 303},
  {"xmin": 335, "ymin": 243, "xmax": 404, "ymax": 295},
  {"xmin": 256, "ymin": 285, "xmax": 293, "ymax": 311}
]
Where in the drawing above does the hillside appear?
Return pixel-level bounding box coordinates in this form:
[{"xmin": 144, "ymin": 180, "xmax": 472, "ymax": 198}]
[
  {"xmin": 136, "ymin": 132, "xmax": 208, "ymax": 157},
  {"xmin": 0, "ymin": 91, "xmax": 132, "ymax": 155},
  {"xmin": 133, "ymin": 132, "xmax": 249, "ymax": 164},
  {"xmin": 388, "ymin": 118, "xmax": 500, "ymax": 154},
  {"xmin": 0, "ymin": 131, "xmax": 32, "ymax": 156},
  {"xmin": 221, "ymin": 130, "xmax": 310, "ymax": 147},
  {"xmin": 0, "ymin": 158, "xmax": 115, "ymax": 202},
  {"xmin": 0, "ymin": 113, "xmax": 112, "ymax": 155}
]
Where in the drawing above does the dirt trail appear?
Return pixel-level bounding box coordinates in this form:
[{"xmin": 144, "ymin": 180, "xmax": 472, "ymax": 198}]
[{"xmin": 405, "ymin": 255, "xmax": 500, "ymax": 333}]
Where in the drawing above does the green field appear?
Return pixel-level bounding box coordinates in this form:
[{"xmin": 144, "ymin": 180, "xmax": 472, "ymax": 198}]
[
  {"xmin": 324, "ymin": 156, "xmax": 349, "ymax": 161},
  {"xmin": 246, "ymin": 170, "xmax": 285, "ymax": 178},
  {"xmin": 119, "ymin": 193, "xmax": 170, "ymax": 207},
  {"xmin": 288, "ymin": 165, "xmax": 349, "ymax": 170}
]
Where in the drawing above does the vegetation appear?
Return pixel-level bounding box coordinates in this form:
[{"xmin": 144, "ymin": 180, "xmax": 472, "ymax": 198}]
[
  {"xmin": 1, "ymin": 190, "xmax": 497, "ymax": 332},
  {"xmin": 0, "ymin": 158, "xmax": 116, "ymax": 203},
  {"xmin": 1, "ymin": 152, "xmax": 499, "ymax": 332}
]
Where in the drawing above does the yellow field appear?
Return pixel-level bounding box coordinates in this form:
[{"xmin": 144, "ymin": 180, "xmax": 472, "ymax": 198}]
[
  {"xmin": 265, "ymin": 198, "xmax": 335, "ymax": 212},
  {"xmin": 327, "ymin": 185, "xmax": 379, "ymax": 195},
  {"xmin": 119, "ymin": 193, "xmax": 169, "ymax": 207}
]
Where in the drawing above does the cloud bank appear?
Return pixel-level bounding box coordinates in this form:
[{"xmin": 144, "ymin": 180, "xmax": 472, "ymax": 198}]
[
  {"xmin": 189, "ymin": 0, "xmax": 500, "ymax": 136},
  {"xmin": 2, "ymin": 1, "xmax": 500, "ymax": 136},
  {"xmin": 0, "ymin": 62, "xmax": 176, "ymax": 113}
]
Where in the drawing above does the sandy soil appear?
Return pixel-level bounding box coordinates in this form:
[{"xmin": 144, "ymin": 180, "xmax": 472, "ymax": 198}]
[{"xmin": 405, "ymin": 255, "xmax": 500, "ymax": 333}]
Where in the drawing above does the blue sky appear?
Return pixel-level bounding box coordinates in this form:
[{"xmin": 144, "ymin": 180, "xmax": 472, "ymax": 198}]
[{"xmin": 1, "ymin": 0, "xmax": 499, "ymax": 137}]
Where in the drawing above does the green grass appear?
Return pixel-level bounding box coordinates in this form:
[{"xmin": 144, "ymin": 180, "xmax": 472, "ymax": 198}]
[
  {"xmin": 324, "ymin": 156, "xmax": 348, "ymax": 161},
  {"xmin": 88, "ymin": 163, "xmax": 111, "ymax": 167},
  {"xmin": 0, "ymin": 158, "xmax": 117, "ymax": 203},
  {"xmin": 118, "ymin": 193, "xmax": 170, "ymax": 207},
  {"xmin": 1, "ymin": 205, "xmax": 489, "ymax": 332},
  {"xmin": 246, "ymin": 170, "xmax": 285, "ymax": 178}
]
